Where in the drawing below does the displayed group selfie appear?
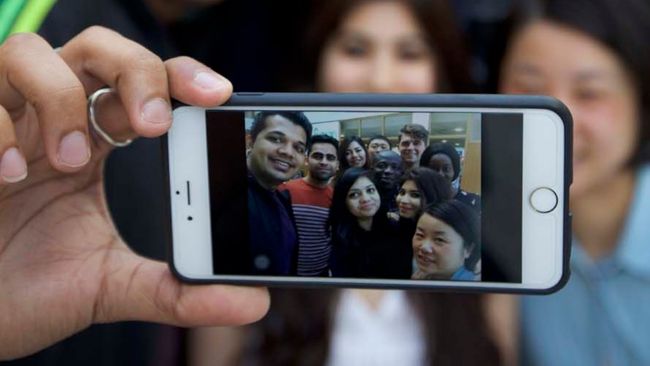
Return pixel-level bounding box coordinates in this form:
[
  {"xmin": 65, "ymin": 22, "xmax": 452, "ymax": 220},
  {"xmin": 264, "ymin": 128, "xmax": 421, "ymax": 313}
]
[{"xmin": 211, "ymin": 110, "xmax": 482, "ymax": 281}]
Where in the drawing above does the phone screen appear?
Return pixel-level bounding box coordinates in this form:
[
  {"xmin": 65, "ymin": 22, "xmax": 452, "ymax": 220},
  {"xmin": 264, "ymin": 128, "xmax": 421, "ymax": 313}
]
[{"xmin": 204, "ymin": 110, "xmax": 522, "ymax": 283}]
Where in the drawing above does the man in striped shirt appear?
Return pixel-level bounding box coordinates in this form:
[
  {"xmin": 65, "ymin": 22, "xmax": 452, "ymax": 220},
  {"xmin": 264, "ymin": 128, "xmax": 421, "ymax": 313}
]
[{"xmin": 281, "ymin": 134, "xmax": 339, "ymax": 276}]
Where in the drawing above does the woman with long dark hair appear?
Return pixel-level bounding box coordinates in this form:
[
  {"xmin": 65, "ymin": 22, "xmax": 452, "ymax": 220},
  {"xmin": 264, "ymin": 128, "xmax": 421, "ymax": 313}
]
[
  {"xmin": 339, "ymin": 136, "xmax": 369, "ymax": 171},
  {"xmin": 247, "ymin": 0, "xmax": 504, "ymax": 362},
  {"xmin": 395, "ymin": 167, "xmax": 452, "ymax": 221},
  {"xmin": 191, "ymin": 1, "xmax": 505, "ymax": 365},
  {"xmin": 500, "ymin": 0, "xmax": 650, "ymax": 364},
  {"xmin": 328, "ymin": 168, "xmax": 406, "ymax": 278}
]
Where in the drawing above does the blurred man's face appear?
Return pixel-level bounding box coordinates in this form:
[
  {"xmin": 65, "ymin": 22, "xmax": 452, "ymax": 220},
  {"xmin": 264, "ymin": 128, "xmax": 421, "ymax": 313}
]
[
  {"xmin": 307, "ymin": 143, "xmax": 339, "ymax": 183},
  {"xmin": 317, "ymin": 1, "xmax": 437, "ymax": 93},
  {"xmin": 248, "ymin": 115, "xmax": 307, "ymax": 189}
]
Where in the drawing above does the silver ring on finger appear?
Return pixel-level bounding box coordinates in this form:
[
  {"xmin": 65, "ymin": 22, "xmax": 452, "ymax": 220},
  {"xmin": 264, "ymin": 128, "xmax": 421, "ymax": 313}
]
[{"xmin": 87, "ymin": 87, "xmax": 133, "ymax": 148}]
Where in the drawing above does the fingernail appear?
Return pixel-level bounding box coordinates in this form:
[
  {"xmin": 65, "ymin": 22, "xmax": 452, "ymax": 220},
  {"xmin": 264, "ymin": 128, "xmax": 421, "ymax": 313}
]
[
  {"xmin": 141, "ymin": 98, "xmax": 172, "ymax": 125},
  {"xmin": 0, "ymin": 147, "xmax": 28, "ymax": 183},
  {"xmin": 58, "ymin": 131, "xmax": 90, "ymax": 168},
  {"xmin": 193, "ymin": 71, "xmax": 226, "ymax": 91}
]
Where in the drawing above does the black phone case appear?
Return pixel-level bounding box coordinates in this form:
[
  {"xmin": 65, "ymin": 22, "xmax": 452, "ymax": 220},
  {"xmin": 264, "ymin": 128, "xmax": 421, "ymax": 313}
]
[{"xmin": 162, "ymin": 92, "xmax": 573, "ymax": 294}]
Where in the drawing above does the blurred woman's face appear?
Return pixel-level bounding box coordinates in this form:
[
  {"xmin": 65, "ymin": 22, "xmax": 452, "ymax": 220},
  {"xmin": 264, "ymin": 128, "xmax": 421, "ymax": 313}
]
[
  {"xmin": 345, "ymin": 140, "xmax": 367, "ymax": 167},
  {"xmin": 412, "ymin": 213, "xmax": 468, "ymax": 279},
  {"xmin": 346, "ymin": 176, "xmax": 381, "ymax": 219},
  {"xmin": 396, "ymin": 180, "xmax": 421, "ymax": 219},
  {"xmin": 317, "ymin": 1, "xmax": 437, "ymax": 93},
  {"xmin": 500, "ymin": 21, "xmax": 640, "ymax": 200}
]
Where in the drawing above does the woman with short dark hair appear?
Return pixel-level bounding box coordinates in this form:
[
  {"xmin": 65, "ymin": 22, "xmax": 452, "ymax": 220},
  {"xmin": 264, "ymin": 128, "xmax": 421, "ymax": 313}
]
[
  {"xmin": 412, "ymin": 200, "xmax": 480, "ymax": 281},
  {"xmin": 500, "ymin": 0, "xmax": 650, "ymax": 364}
]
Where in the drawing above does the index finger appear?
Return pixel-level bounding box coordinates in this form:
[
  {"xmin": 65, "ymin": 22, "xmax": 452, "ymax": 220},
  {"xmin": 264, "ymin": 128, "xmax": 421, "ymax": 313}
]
[
  {"xmin": 0, "ymin": 33, "xmax": 90, "ymax": 172},
  {"xmin": 61, "ymin": 26, "xmax": 173, "ymax": 139},
  {"xmin": 60, "ymin": 27, "xmax": 233, "ymax": 141}
]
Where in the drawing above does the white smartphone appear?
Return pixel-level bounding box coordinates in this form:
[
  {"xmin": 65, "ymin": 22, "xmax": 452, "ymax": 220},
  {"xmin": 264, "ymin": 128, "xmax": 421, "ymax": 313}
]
[{"xmin": 164, "ymin": 93, "xmax": 572, "ymax": 294}]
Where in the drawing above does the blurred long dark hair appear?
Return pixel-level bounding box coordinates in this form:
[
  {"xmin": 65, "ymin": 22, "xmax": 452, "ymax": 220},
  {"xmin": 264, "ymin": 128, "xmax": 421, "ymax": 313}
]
[{"xmin": 243, "ymin": 289, "xmax": 500, "ymax": 366}]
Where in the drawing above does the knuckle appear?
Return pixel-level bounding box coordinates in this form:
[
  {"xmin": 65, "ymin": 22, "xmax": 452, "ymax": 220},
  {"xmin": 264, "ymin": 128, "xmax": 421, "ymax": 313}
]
[
  {"xmin": 72, "ymin": 26, "xmax": 121, "ymax": 53},
  {"xmin": 127, "ymin": 50, "xmax": 164, "ymax": 73},
  {"xmin": 78, "ymin": 25, "xmax": 118, "ymax": 41},
  {"xmin": 1, "ymin": 33, "xmax": 47, "ymax": 57},
  {"xmin": 31, "ymin": 83, "xmax": 86, "ymax": 115},
  {"xmin": 167, "ymin": 55, "xmax": 193, "ymax": 65}
]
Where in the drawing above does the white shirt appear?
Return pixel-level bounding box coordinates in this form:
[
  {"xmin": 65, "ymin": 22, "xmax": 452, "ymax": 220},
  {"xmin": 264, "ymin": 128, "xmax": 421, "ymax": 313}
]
[{"xmin": 326, "ymin": 290, "xmax": 426, "ymax": 366}]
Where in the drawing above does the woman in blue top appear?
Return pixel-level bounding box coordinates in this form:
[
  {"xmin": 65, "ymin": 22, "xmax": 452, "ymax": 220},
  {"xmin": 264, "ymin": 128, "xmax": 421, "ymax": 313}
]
[
  {"xmin": 500, "ymin": 0, "xmax": 650, "ymax": 364},
  {"xmin": 411, "ymin": 200, "xmax": 480, "ymax": 281}
]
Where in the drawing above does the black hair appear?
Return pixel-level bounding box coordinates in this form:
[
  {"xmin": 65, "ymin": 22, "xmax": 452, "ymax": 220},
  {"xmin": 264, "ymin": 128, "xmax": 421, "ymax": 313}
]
[
  {"xmin": 424, "ymin": 200, "xmax": 480, "ymax": 270},
  {"xmin": 400, "ymin": 167, "xmax": 452, "ymax": 216},
  {"xmin": 250, "ymin": 111, "xmax": 313, "ymax": 146},
  {"xmin": 328, "ymin": 168, "xmax": 382, "ymax": 239},
  {"xmin": 309, "ymin": 134, "xmax": 340, "ymax": 154},
  {"xmin": 420, "ymin": 142, "xmax": 461, "ymax": 181},
  {"xmin": 398, "ymin": 124, "xmax": 429, "ymax": 144},
  {"xmin": 368, "ymin": 135, "xmax": 392, "ymax": 149},
  {"xmin": 509, "ymin": 0, "xmax": 650, "ymax": 164},
  {"xmin": 339, "ymin": 136, "xmax": 369, "ymax": 170}
]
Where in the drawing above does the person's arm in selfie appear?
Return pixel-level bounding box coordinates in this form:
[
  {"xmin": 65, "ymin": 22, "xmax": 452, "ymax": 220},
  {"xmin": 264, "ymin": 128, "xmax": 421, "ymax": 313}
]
[{"xmin": 0, "ymin": 26, "xmax": 269, "ymax": 360}]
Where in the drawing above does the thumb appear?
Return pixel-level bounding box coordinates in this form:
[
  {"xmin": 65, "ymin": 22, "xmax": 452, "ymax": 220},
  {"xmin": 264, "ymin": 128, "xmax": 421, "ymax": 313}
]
[{"xmin": 95, "ymin": 253, "xmax": 269, "ymax": 326}]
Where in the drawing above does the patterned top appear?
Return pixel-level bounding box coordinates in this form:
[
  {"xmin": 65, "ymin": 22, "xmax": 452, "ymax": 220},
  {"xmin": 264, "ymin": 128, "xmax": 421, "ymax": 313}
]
[{"xmin": 281, "ymin": 179, "xmax": 333, "ymax": 276}]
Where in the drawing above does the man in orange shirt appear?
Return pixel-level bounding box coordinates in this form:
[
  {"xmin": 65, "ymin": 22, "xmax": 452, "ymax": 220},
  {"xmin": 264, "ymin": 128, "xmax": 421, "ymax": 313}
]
[{"xmin": 281, "ymin": 135, "xmax": 339, "ymax": 276}]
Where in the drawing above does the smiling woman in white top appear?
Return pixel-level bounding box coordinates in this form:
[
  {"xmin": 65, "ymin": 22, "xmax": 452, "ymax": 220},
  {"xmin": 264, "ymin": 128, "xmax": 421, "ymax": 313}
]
[{"xmin": 189, "ymin": 0, "xmax": 512, "ymax": 365}]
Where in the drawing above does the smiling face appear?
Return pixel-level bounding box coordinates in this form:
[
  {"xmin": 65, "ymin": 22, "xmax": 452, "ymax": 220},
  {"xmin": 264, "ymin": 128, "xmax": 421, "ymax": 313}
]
[
  {"xmin": 500, "ymin": 20, "xmax": 640, "ymax": 200},
  {"xmin": 248, "ymin": 115, "xmax": 307, "ymax": 189},
  {"xmin": 345, "ymin": 140, "xmax": 367, "ymax": 168},
  {"xmin": 345, "ymin": 176, "xmax": 381, "ymax": 219},
  {"xmin": 398, "ymin": 134, "xmax": 426, "ymax": 166},
  {"xmin": 307, "ymin": 142, "xmax": 339, "ymax": 182},
  {"xmin": 317, "ymin": 1, "xmax": 436, "ymax": 93},
  {"xmin": 396, "ymin": 180, "xmax": 421, "ymax": 219},
  {"xmin": 412, "ymin": 212, "xmax": 469, "ymax": 279}
]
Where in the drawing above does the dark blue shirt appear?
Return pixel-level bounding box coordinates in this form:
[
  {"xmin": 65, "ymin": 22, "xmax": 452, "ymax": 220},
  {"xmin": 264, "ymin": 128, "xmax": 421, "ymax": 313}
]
[{"xmin": 246, "ymin": 176, "xmax": 299, "ymax": 275}]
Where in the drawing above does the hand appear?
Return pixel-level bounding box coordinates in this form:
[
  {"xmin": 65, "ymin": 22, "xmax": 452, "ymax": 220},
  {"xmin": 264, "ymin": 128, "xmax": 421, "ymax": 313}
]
[
  {"xmin": 0, "ymin": 27, "xmax": 269, "ymax": 360},
  {"xmin": 387, "ymin": 211, "xmax": 400, "ymax": 222}
]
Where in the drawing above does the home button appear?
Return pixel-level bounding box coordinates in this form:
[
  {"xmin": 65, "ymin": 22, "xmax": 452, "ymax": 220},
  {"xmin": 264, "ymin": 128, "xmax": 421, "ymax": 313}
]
[{"xmin": 530, "ymin": 187, "xmax": 558, "ymax": 213}]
